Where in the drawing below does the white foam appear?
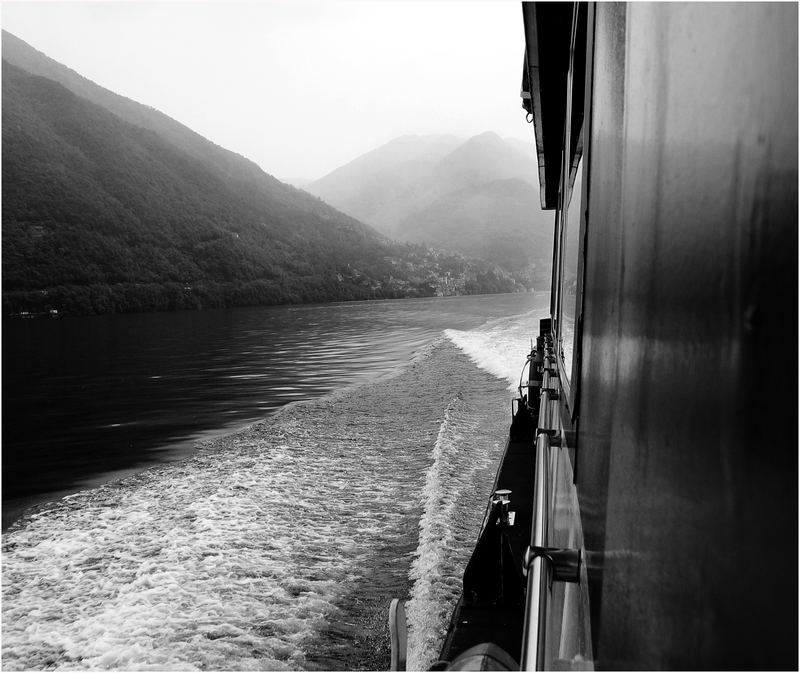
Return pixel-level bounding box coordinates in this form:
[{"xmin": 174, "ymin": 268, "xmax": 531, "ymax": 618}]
[
  {"xmin": 3, "ymin": 320, "xmax": 531, "ymax": 671},
  {"xmin": 2, "ymin": 406, "xmax": 422, "ymax": 671},
  {"xmin": 445, "ymin": 307, "xmax": 547, "ymax": 390},
  {"xmin": 404, "ymin": 390, "xmax": 508, "ymax": 671}
]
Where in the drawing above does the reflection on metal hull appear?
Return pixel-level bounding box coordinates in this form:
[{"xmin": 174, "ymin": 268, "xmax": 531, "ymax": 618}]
[{"xmin": 430, "ymin": 1, "xmax": 796, "ymax": 670}]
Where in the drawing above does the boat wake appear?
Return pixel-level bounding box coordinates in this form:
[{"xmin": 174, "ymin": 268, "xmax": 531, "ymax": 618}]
[
  {"xmin": 2, "ymin": 307, "xmax": 544, "ymax": 671},
  {"xmin": 405, "ymin": 393, "xmax": 498, "ymax": 671},
  {"xmin": 445, "ymin": 308, "xmax": 542, "ymax": 389}
]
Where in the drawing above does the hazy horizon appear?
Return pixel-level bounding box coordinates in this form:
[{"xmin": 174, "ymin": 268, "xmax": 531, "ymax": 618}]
[{"xmin": 0, "ymin": 1, "xmax": 533, "ymax": 181}]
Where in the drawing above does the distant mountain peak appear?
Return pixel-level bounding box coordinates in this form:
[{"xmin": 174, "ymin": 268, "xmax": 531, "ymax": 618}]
[
  {"xmin": 433, "ymin": 131, "xmax": 538, "ymax": 188},
  {"xmin": 465, "ymin": 130, "xmax": 504, "ymax": 143},
  {"xmin": 360, "ymin": 133, "xmax": 464, "ymax": 162},
  {"xmin": 444, "ymin": 131, "xmax": 527, "ymax": 159},
  {"xmin": 302, "ymin": 131, "xmax": 546, "ymax": 287}
]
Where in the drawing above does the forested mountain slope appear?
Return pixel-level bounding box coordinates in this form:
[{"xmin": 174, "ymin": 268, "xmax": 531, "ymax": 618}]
[
  {"xmin": 1, "ymin": 35, "xmax": 519, "ymax": 315},
  {"xmin": 2, "ymin": 30, "xmax": 274, "ymax": 190}
]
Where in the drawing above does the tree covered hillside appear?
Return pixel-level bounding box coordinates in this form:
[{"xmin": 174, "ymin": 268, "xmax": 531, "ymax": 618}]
[{"xmin": 2, "ymin": 58, "xmax": 517, "ymax": 316}]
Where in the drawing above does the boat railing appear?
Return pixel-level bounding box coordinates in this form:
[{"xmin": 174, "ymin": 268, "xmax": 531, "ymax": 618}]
[
  {"xmin": 519, "ymin": 351, "xmax": 581, "ymax": 670},
  {"xmin": 520, "ymin": 428, "xmax": 551, "ymax": 670}
]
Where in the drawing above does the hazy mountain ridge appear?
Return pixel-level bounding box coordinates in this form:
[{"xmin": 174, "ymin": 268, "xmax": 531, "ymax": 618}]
[
  {"xmin": 2, "ymin": 34, "xmax": 521, "ymax": 316},
  {"xmin": 306, "ymin": 134, "xmax": 464, "ymax": 230},
  {"xmin": 433, "ymin": 131, "xmax": 537, "ymax": 188},
  {"xmin": 1, "ymin": 30, "xmax": 267, "ymax": 188},
  {"xmin": 306, "ymin": 131, "xmax": 554, "ymax": 287},
  {"xmin": 397, "ymin": 178, "xmax": 553, "ymax": 272}
]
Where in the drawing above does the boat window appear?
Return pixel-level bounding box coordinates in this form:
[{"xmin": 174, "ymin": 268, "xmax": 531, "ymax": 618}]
[
  {"xmin": 559, "ymin": 155, "xmax": 582, "ymax": 378},
  {"xmin": 554, "ymin": 1, "xmax": 589, "ymax": 408},
  {"xmin": 551, "ymin": 205, "xmax": 564, "ymax": 329}
]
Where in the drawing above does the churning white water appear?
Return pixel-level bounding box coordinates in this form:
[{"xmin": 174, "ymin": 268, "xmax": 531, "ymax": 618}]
[{"xmin": 2, "ymin": 305, "xmax": 544, "ymax": 671}]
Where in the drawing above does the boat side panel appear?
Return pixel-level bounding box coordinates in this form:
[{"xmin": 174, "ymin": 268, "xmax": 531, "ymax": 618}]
[
  {"xmin": 569, "ymin": 1, "xmax": 628, "ymax": 657},
  {"xmin": 577, "ymin": 3, "xmax": 797, "ymax": 668},
  {"xmin": 545, "ymin": 442, "xmax": 594, "ymax": 668}
]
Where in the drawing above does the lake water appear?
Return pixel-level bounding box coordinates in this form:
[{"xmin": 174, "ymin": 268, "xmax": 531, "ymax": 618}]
[{"xmin": 2, "ymin": 292, "xmax": 549, "ymax": 670}]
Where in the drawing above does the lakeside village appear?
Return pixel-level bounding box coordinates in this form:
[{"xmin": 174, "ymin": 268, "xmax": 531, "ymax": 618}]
[
  {"xmin": 7, "ymin": 250, "xmax": 537, "ymax": 319},
  {"xmin": 4, "ymin": 269, "xmax": 535, "ymax": 320},
  {"xmin": 339, "ymin": 267, "xmax": 496, "ymax": 297},
  {"xmin": 343, "ymin": 250, "xmax": 537, "ymax": 297}
]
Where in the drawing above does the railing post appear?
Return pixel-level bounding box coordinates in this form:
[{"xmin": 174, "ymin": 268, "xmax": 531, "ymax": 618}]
[
  {"xmin": 521, "ymin": 379, "xmax": 581, "ymax": 670},
  {"xmin": 521, "ymin": 430, "xmax": 551, "ymax": 670}
]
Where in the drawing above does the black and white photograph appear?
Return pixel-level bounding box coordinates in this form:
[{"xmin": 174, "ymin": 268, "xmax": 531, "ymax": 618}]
[{"xmin": 1, "ymin": 2, "xmax": 797, "ymax": 671}]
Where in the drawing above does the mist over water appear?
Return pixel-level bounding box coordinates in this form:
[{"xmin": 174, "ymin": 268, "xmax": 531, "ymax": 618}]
[{"xmin": 2, "ymin": 293, "xmax": 548, "ymax": 670}]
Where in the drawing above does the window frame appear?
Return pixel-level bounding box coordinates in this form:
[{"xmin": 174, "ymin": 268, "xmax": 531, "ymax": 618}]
[{"xmin": 552, "ymin": 2, "xmax": 594, "ymax": 424}]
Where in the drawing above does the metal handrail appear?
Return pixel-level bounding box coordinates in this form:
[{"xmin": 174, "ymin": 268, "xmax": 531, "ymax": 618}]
[
  {"xmin": 538, "ymin": 382, "xmax": 551, "ymax": 432},
  {"xmin": 520, "ymin": 398, "xmax": 553, "ymax": 670}
]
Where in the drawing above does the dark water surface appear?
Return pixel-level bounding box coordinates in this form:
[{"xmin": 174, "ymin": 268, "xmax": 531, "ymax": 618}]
[
  {"xmin": 3, "ymin": 293, "xmax": 539, "ymax": 529},
  {"xmin": 2, "ymin": 292, "xmax": 550, "ymax": 670}
]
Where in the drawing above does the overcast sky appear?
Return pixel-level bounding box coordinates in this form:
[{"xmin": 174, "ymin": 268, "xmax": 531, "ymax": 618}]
[{"xmin": 1, "ymin": 1, "xmax": 533, "ymax": 180}]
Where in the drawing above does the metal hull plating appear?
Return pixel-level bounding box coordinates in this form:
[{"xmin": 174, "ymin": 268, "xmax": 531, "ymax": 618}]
[
  {"xmin": 570, "ymin": 4, "xmax": 797, "ymax": 668},
  {"xmin": 430, "ymin": 3, "xmax": 796, "ymax": 670}
]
